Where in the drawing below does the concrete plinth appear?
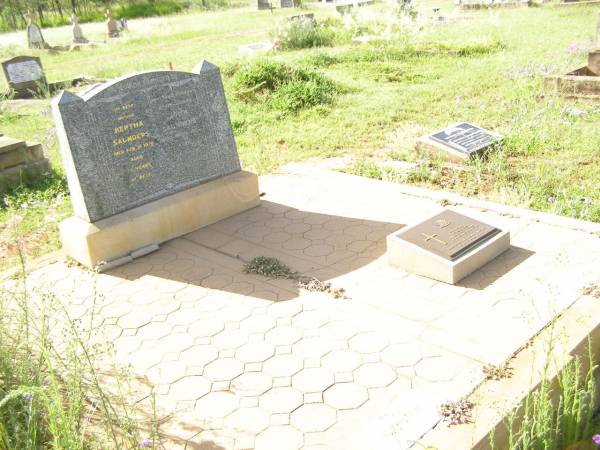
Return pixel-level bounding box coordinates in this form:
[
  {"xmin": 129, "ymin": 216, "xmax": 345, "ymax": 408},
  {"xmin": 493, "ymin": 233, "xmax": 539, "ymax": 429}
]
[
  {"xmin": 60, "ymin": 170, "xmax": 260, "ymax": 269},
  {"xmin": 387, "ymin": 219, "xmax": 510, "ymax": 284}
]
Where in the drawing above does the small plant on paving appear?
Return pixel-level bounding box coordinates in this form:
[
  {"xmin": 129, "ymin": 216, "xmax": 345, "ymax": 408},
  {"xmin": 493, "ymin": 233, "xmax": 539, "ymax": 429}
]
[
  {"xmin": 244, "ymin": 257, "xmax": 347, "ymax": 299},
  {"xmin": 483, "ymin": 363, "xmax": 514, "ymax": 381},
  {"xmin": 440, "ymin": 399, "xmax": 474, "ymax": 425},
  {"xmin": 243, "ymin": 256, "xmax": 296, "ymax": 278},
  {"xmin": 297, "ymin": 276, "xmax": 347, "ymax": 299},
  {"xmin": 581, "ymin": 283, "xmax": 600, "ymax": 299}
]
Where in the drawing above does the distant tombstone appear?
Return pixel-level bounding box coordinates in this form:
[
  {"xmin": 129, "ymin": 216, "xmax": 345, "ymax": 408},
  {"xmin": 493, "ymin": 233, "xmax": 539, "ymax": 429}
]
[
  {"xmin": 52, "ymin": 61, "xmax": 260, "ymax": 269},
  {"xmin": 26, "ymin": 12, "xmax": 47, "ymax": 49},
  {"xmin": 387, "ymin": 209, "xmax": 510, "ymax": 284},
  {"xmin": 1, "ymin": 56, "xmax": 48, "ymax": 97},
  {"xmin": 0, "ymin": 135, "xmax": 51, "ymax": 193},
  {"xmin": 416, "ymin": 122, "xmax": 502, "ymax": 162},
  {"xmin": 71, "ymin": 14, "xmax": 88, "ymax": 44},
  {"xmin": 258, "ymin": 0, "xmax": 273, "ymax": 10},
  {"xmin": 105, "ymin": 9, "xmax": 120, "ymax": 38},
  {"xmin": 290, "ymin": 13, "xmax": 315, "ymax": 21},
  {"xmin": 281, "ymin": 0, "xmax": 294, "ymax": 7}
]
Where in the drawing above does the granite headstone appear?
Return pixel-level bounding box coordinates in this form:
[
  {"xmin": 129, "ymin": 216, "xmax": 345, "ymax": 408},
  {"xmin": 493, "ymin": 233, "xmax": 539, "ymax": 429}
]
[
  {"xmin": 72, "ymin": 14, "xmax": 89, "ymax": 44},
  {"xmin": 281, "ymin": 0, "xmax": 295, "ymax": 7},
  {"xmin": 2, "ymin": 56, "xmax": 48, "ymax": 96},
  {"xmin": 26, "ymin": 13, "xmax": 47, "ymax": 50},
  {"xmin": 52, "ymin": 60, "xmax": 242, "ymax": 223}
]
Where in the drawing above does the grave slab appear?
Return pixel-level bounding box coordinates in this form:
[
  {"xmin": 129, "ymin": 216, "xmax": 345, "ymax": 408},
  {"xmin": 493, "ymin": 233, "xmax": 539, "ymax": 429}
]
[
  {"xmin": 387, "ymin": 209, "xmax": 510, "ymax": 284},
  {"xmin": 5, "ymin": 163, "xmax": 600, "ymax": 450}
]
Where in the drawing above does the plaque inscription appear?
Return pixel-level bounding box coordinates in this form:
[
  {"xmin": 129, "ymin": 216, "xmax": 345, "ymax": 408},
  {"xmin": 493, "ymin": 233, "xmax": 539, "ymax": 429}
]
[
  {"xmin": 398, "ymin": 210, "xmax": 501, "ymax": 261},
  {"xmin": 430, "ymin": 122, "xmax": 500, "ymax": 155}
]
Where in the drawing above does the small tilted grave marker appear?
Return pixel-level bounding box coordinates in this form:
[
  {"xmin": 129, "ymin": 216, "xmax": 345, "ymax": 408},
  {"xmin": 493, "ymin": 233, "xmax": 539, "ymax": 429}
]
[
  {"xmin": 416, "ymin": 122, "xmax": 502, "ymax": 162},
  {"xmin": 1, "ymin": 56, "xmax": 48, "ymax": 98}
]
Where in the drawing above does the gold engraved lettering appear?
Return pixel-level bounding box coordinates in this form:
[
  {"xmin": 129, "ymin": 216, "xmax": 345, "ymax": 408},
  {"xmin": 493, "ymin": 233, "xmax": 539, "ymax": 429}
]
[
  {"xmin": 129, "ymin": 154, "xmax": 143, "ymax": 162},
  {"xmin": 113, "ymin": 131, "xmax": 150, "ymax": 147},
  {"xmin": 132, "ymin": 172, "xmax": 153, "ymax": 182},
  {"xmin": 130, "ymin": 162, "xmax": 152, "ymax": 172},
  {"xmin": 113, "ymin": 149, "xmax": 125, "ymax": 157},
  {"xmin": 118, "ymin": 113, "xmax": 135, "ymax": 121},
  {"xmin": 113, "ymin": 103, "xmax": 133, "ymax": 113},
  {"xmin": 114, "ymin": 120, "xmax": 145, "ymax": 135}
]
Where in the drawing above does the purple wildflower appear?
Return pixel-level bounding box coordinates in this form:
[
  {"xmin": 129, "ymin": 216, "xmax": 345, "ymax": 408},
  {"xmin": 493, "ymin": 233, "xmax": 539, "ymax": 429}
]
[
  {"xmin": 22, "ymin": 393, "xmax": 33, "ymax": 402},
  {"xmin": 139, "ymin": 437, "xmax": 152, "ymax": 448},
  {"xmin": 547, "ymin": 195, "xmax": 556, "ymax": 203},
  {"xmin": 592, "ymin": 434, "xmax": 600, "ymax": 448}
]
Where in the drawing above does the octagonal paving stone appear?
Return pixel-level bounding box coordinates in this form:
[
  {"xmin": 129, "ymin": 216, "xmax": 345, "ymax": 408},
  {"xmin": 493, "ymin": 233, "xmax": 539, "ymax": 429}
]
[
  {"xmin": 259, "ymin": 387, "xmax": 303, "ymax": 414},
  {"xmin": 203, "ymin": 358, "xmax": 244, "ymax": 382},
  {"xmin": 323, "ymin": 382, "xmax": 369, "ymax": 410},
  {"xmin": 231, "ymin": 372, "xmax": 273, "ymax": 397},
  {"xmin": 290, "ymin": 404, "xmax": 337, "ymax": 433},
  {"xmin": 292, "ymin": 368, "xmax": 335, "ymax": 393},
  {"xmin": 255, "ymin": 426, "xmax": 303, "ymax": 450}
]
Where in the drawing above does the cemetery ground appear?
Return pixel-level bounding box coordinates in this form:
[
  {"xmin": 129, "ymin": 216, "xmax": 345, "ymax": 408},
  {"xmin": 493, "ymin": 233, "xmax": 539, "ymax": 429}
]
[
  {"xmin": 2, "ymin": 1, "xmax": 600, "ymax": 450},
  {"xmin": 1, "ymin": 1, "xmax": 600, "ymax": 269}
]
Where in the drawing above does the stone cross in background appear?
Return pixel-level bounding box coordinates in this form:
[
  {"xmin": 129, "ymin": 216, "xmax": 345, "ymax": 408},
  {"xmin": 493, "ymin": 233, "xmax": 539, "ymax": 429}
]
[
  {"xmin": 26, "ymin": 12, "xmax": 48, "ymax": 49},
  {"xmin": 71, "ymin": 14, "xmax": 89, "ymax": 44},
  {"xmin": 106, "ymin": 9, "xmax": 120, "ymax": 38}
]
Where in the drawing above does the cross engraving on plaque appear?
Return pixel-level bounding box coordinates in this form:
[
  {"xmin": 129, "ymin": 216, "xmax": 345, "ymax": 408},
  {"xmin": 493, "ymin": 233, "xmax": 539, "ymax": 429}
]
[{"xmin": 421, "ymin": 233, "xmax": 447, "ymax": 246}]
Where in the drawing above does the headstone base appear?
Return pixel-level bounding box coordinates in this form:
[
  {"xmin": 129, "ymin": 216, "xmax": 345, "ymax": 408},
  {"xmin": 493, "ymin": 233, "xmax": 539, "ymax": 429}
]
[
  {"xmin": 60, "ymin": 170, "xmax": 260, "ymax": 269},
  {"xmin": 386, "ymin": 219, "xmax": 510, "ymax": 284}
]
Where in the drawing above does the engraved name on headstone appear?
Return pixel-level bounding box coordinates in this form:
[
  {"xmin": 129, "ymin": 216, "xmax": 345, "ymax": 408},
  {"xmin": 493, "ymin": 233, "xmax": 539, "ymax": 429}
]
[
  {"xmin": 2, "ymin": 56, "xmax": 47, "ymax": 95},
  {"xmin": 430, "ymin": 122, "xmax": 501, "ymax": 156},
  {"xmin": 398, "ymin": 210, "xmax": 501, "ymax": 261},
  {"xmin": 52, "ymin": 61, "xmax": 242, "ymax": 223}
]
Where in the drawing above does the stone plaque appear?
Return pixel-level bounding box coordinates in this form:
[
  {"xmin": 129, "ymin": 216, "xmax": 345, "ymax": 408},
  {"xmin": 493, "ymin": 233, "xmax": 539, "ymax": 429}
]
[
  {"xmin": 398, "ymin": 210, "xmax": 501, "ymax": 261},
  {"xmin": 2, "ymin": 56, "xmax": 44, "ymax": 85},
  {"xmin": 2, "ymin": 56, "xmax": 47, "ymax": 96},
  {"xmin": 52, "ymin": 61, "xmax": 242, "ymax": 223},
  {"xmin": 430, "ymin": 122, "xmax": 500, "ymax": 156}
]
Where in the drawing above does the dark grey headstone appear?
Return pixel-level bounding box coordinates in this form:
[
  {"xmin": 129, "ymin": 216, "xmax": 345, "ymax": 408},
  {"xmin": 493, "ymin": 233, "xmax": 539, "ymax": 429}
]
[
  {"xmin": 398, "ymin": 210, "xmax": 501, "ymax": 261},
  {"xmin": 52, "ymin": 61, "xmax": 242, "ymax": 223},
  {"xmin": 258, "ymin": 0, "xmax": 272, "ymax": 10},
  {"xmin": 281, "ymin": 0, "xmax": 294, "ymax": 8},
  {"xmin": 2, "ymin": 56, "xmax": 48, "ymax": 96},
  {"xmin": 429, "ymin": 122, "xmax": 501, "ymax": 156}
]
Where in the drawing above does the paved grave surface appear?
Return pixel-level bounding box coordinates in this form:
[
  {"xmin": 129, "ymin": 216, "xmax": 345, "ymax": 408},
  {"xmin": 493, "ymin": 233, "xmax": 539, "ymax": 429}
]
[{"xmin": 8, "ymin": 163, "xmax": 600, "ymax": 450}]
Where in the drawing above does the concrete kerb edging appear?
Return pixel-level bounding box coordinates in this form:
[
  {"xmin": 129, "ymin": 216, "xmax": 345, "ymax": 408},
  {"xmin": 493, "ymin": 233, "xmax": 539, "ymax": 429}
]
[{"xmin": 416, "ymin": 293, "xmax": 600, "ymax": 450}]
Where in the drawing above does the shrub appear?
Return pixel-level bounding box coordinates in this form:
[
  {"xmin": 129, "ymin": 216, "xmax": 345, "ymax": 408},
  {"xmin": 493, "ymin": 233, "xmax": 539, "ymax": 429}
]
[
  {"xmin": 231, "ymin": 60, "xmax": 341, "ymax": 113},
  {"xmin": 274, "ymin": 17, "xmax": 342, "ymax": 50}
]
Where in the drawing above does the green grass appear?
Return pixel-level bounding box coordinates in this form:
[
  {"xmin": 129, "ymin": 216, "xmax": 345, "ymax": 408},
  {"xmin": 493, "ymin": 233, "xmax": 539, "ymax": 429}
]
[
  {"xmin": 492, "ymin": 336, "xmax": 598, "ymax": 450},
  {"xmin": 1, "ymin": 0, "xmax": 600, "ymax": 268},
  {"xmin": 0, "ymin": 271, "xmax": 157, "ymax": 449}
]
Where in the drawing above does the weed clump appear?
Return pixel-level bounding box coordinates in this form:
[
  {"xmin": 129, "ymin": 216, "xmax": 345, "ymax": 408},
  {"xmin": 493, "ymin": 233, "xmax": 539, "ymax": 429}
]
[
  {"xmin": 243, "ymin": 256, "xmax": 296, "ymax": 278},
  {"xmin": 232, "ymin": 60, "xmax": 341, "ymax": 113},
  {"xmin": 274, "ymin": 17, "xmax": 341, "ymax": 50}
]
